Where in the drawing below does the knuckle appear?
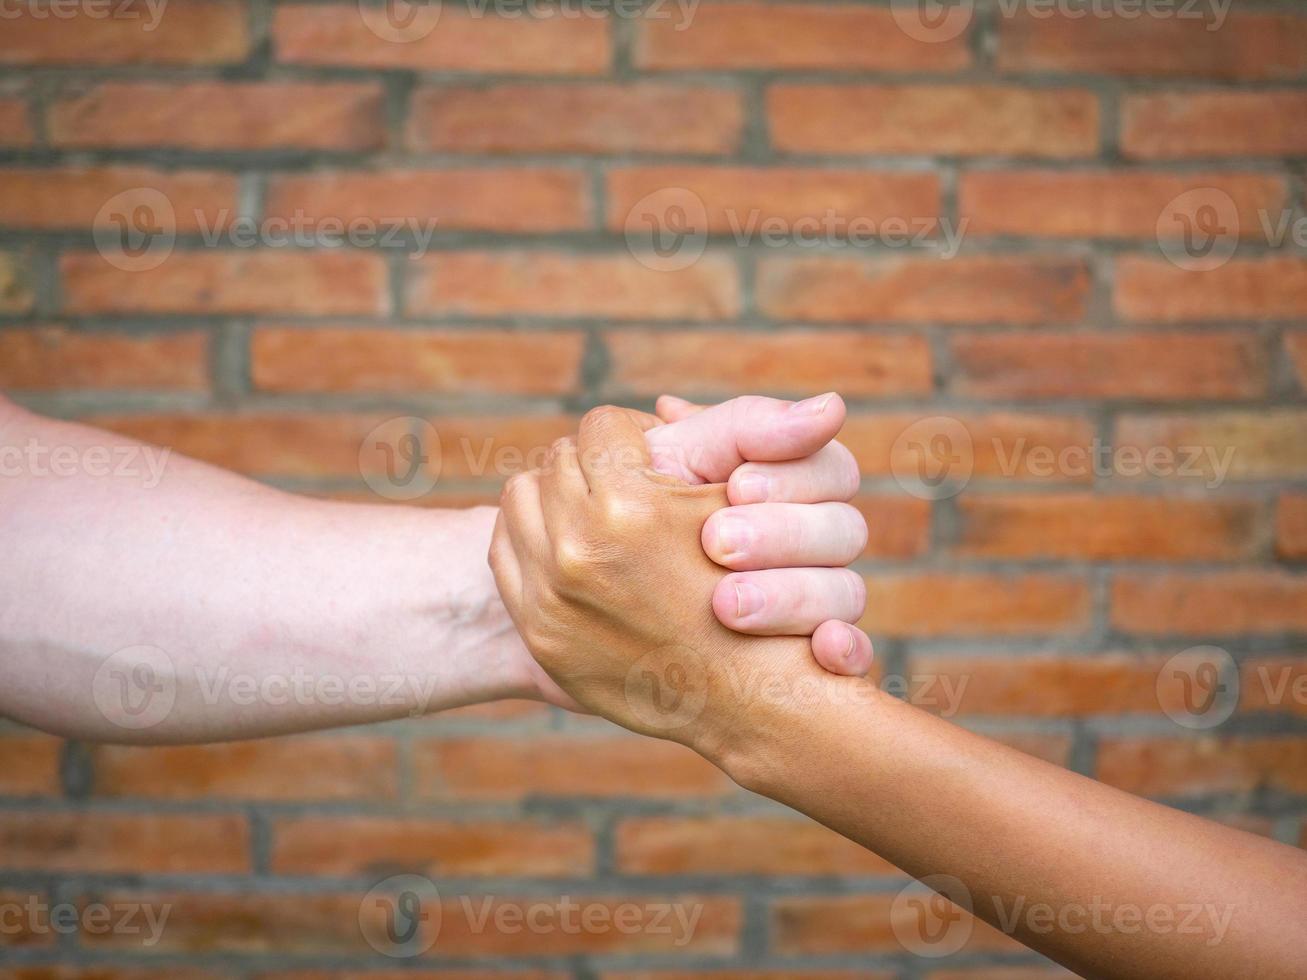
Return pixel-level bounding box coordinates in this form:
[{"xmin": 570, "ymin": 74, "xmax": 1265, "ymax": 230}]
[
  {"xmin": 832, "ymin": 443, "xmax": 860, "ymax": 500},
  {"xmin": 552, "ymin": 535, "xmax": 591, "ymax": 585}
]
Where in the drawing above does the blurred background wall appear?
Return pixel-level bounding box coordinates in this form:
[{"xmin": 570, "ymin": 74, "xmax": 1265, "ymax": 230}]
[{"xmin": 0, "ymin": 0, "xmax": 1305, "ymax": 976}]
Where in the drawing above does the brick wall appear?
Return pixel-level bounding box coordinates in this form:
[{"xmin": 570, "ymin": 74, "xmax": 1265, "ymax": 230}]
[{"xmin": 1, "ymin": 0, "xmax": 1305, "ymax": 976}]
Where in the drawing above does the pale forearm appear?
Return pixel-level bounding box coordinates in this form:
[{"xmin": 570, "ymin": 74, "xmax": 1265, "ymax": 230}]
[{"xmin": 0, "ymin": 402, "xmax": 529, "ymax": 743}]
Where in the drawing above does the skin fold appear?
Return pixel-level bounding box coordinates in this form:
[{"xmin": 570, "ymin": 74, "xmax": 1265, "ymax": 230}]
[{"xmin": 492, "ymin": 405, "xmax": 1307, "ymax": 980}]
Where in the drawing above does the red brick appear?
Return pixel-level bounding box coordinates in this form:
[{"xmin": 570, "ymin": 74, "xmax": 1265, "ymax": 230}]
[
  {"xmin": 411, "ymin": 83, "xmax": 743, "ymax": 155},
  {"xmin": 1114, "ymin": 410, "xmax": 1307, "ymax": 480},
  {"xmin": 769, "ymin": 85, "xmax": 1098, "ymax": 158},
  {"xmin": 272, "ymin": 4, "xmax": 609, "ymax": 74},
  {"xmin": 0, "ymin": 252, "xmax": 33, "ymax": 313},
  {"xmin": 959, "ymin": 172, "xmax": 1284, "ymax": 239},
  {"xmin": 415, "ymin": 735, "xmax": 732, "ymax": 800},
  {"xmin": 1097, "ymin": 737, "xmax": 1307, "ymax": 796},
  {"xmin": 1116, "ymin": 258, "xmax": 1307, "ymax": 323},
  {"xmin": 1241, "ymin": 659, "xmax": 1307, "ymax": 718},
  {"xmin": 853, "ymin": 495, "xmax": 931, "ymax": 559},
  {"xmin": 843, "ymin": 412, "xmax": 1096, "ymax": 482},
  {"xmin": 265, "ymin": 169, "xmax": 589, "ymax": 234},
  {"xmin": 1287, "ymin": 332, "xmax": 1307, "ymax": 390},
  {"xmin": 615, "ymin": 816, "xmax": 900, "ymax": 876},
  {"xmin": 772, "ymin": 894, "xmax": 1023, "ymax": 956},
  {"xmin": 0, "ymin": 168, "xmax": 236, "ymax": 231},
  {"xmin": 1122, "ymin": 92, "xmax": 1307, "ymax": 159},
  {"xmin": 0, "ymin": 99, "xmax": 32, "ymax": 146},
  {"xmin": 911, "ymin": 654, "xmax": 1174, "ymax": 718},
  {"xmin": 0, "ymin": 811, "xmax": 247, "ymax": 874},
  {"xmin": 428, "ymin": 415, "xmax": 577, "ymax": 482},
  {"xmin": 62, "ymin": 251, "xmax": 388, "ymax": 317},
  {"xmin": 0, "ymin": 970, "xmax": 230, "ymax": 980},
  {"xmin": 757, "ymin": 256, "xmax": 1089, "ymax": 326},
  {"xmin": 0, "ymin": 2, "xmax": 248, "ymax": 65},
  {"xmin": 998, "ymin": 10, "xmax": 1307, "ymax": 79},
  {"xmin": 409, "ymin": 251, "xmax": 739, "ymax": 321},
  {"xmin": 49, "ymin": 82, "xmax": 386, "ymax": 151},
  {"xmin": 864, "ymin": 574, "xmax": 1091, "ymax": 638},
  {"xmin": 252, "ymin": 326, "xmax": 584, "ymax": 396},
  {"xmin": 635, "ymin": 3, "xmax": 969, "ymax": 71},
  {"xmin": 1279, "ymin": 494, "xmax": 1307, "ymax": 560},
  {"xmin": 0, "ymin": 735, "xmax": 61, "ymax": 796},
  {"xmin": 90, "ymin": 737, "xmax": 398, "ymax": 801},
  {"xmin": 604, "ymin": 330, "xmax": 932, "ymax": 398},
  {"xmin": 270, "ymin": 816, "xmax": 593, "ymax": 877},
  {"xmin": 0, "ymin": 327, "xmax": 208, "ymax": 392},
  {"xmin": 955, "ymin": 494, "xmax": 1260, "ymax": 561},
  {"xmin": 1113, "ymin": 572, "xmax": 1307, "ymax": 635},
  {"xmin": 607, "ymin": 167, "xmax": 940, "ymax": 235},
  {"xmin": 951, "ymin": 330, "xmax": 1266, "ymax": 401}
]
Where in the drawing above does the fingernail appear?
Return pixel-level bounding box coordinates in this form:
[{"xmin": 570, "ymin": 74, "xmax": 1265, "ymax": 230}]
[
  {"xmin": 734, "ymin": 582, "xmax": 765, "ymax": 619},
  {"xmin": 842, "ymin": 626, "xmax": 858, "ymax": 664},
  {"xmin": 715, "ymin": 517, "xmax": 754, "ymax": 560},
  {"xmin": 734, "ymin": 472, "xmax": 771, "ymax": 503},
  {"xmin": 791, "ymin": 392, "xmax": 835, "ymax": 416}
]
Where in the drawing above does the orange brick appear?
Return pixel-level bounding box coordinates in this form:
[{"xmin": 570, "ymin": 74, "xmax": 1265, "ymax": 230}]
[
  {"xmin": 270, "ymin": 816, "xmax": 593, "ymax": 877},
  {"xmin": 635, "ymin": 3, "xmax": 969, "ymax": 71},
  {"xmin": 415, "ymin": 735, "xmax": 732, "ymax": 801},
  {"xmin": 255, "ymin": 973, "xmax": 564, "ymax": 980},
  {"xmin": 604, "ymin": 330, "xmax": 932, "ymax": 398},
  {"xmin": 607, "ymin": 166, "xmax": 940, "ymax": 235},
  {"xmin": 842, "ymin": 412, "xmax": 1096, "ymax": 482},
  {"xmin": 62, "ymin": 251, "xmax": 388, "ymax": 317},
  {"xmin": 0, "ymin": 735, "xmax": 61, "ymax": 796},
  {"xmin": 0, "ymin": 970, "xmax": 230, "ymax": 980},
  {"xmin": 615, "ymin": 816, "xmax": 900, "ymax": 876},
  {"xmin": 959, "ymin": 172, "xmax": 1284, "ymax": 239},
  {"xmin": 0, "ymin": 168, "xmax": 236, "ymax": 231},
  {"xmin": 272, "ymin": 4, "xmax": 609, "ymax": 74},
  {"xmin": 49, "ymin": 82, "xmax": 385, "ymax": 151},
  {"xmin": 409, "ymin": 251, "xmax": 739, "ymax": 321},
  {"xmin": 0, "ymin": 890, "xmax": 52, "ymax": 948},
  {"xmin": 1240, "ymin": 659, "xmax": 1307, "ymax": 718},
  {"xmin": 251, "ymin": 326, "xmax": 584, "ymax": 396},
  {"xmin": 1122, "ymin": 91, "xmax": 1307, "ymax": 159},
  {"xmin": 853, "ymin": 495, "xmax": 931, "ymax": 559},
  {"xmin": 411, "ymin": 83, "xmax": 743, "ymax": 155},
  {"xmin": 429, "ymin": 415, "xmax": 577, "ymax": 482},
  {"xmin": 757, "ymin": 256, "xmax": 1089, "ymax": 325},
  {"xmin": 1112, "ymin": 572, "xmax": 1307, "ymax": 636},
  {"xmin": 0, "ymin": 2, "xmax": 248, "ymax": 65},
  {"xmin": 1279, "ymin": 494, "xmax": 1307, "ymax": 559},
  {"xmin": 951, "ymin": 330, "xmax": 1267, "ymax": 400},
  {"xmin": 1097, "ymin": 737, "xmax": 1307, "ymax": 796},
  {"xmin": 0, "ymin": 98, "xmax": 32, "ymax": 145},
  {"xmin": 0, "ymin": 252, "xmax": 34, "ymax": 313},
  {"xmin": 955, "ymin": 494, "xmax": 1260, "ymax": 561},
  {"xmin": 0, "ymin": 811, "xmax": 247, "ymax": 874},
  {"xmin": 0, "ymin": 327, "xmax": 209, "ymax": 392},
  {"xmin": 772, "ymin": 894, "xmax": 1023, "ymax": 956},
  {"xmin": 1114, "ymin": 410, "xmax": 1307, "ymax": 480},
  {"xmin": 1116, "ymin": 258, "xmax": 1307, "ymax": 323},
  {"xmin": 998, "ymin": 10, "xmax": 1307, "ymax": 79},
  {"xmin": 864, "ymin": 574, "xmax": 1091, "ymax": 638},
  {"xmin": 90, "ymin": 737, "xmax": 398, "ymax": 801},
  {"xmin": 265, "ymin": 169, "xmax": 589, "ymax": 234},
  {"xmin": 769, "ymin": 85, "xmax": 1098, "ymax": 158},
  {"xmin": 911, "ymin": 654, "xmax": 1171, "ymax": 718}
]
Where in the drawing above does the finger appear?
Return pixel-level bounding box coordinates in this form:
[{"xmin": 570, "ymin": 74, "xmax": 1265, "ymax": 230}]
[
  {"xmin": 488, "ymin": 510, "xmax": 523, "ymax": 609},
  {"xmin": 499, "ymin": 471, "xmax": 548, "ymax": 563},
  {"xmin": 644, "ymin": 392, "xmax": 846, "ymax": 484},
  {"xmin": 577, "ymin": 405, "xmax": 659, "ymax": 494},
  {"xmin": 654, "ymin": 394, "xmax": 706, "ymax": 423},
  {"xmin": 712, "ymin": 567, "xmax": 866, "ymax": 636},
  {"xmin": 811, "ymin": 620, "xmax": 875, "ymax": 677},
  {"xmin": 702, "ymin": 502, "xmax": 868, "ymax": 571},
  {"xmin": 539, "ymin": 436, "xmax": 590, "ymax": 534},
  {"xmin": 728, "ymin": 441, "xmax": 861, "ymax": 505}
]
